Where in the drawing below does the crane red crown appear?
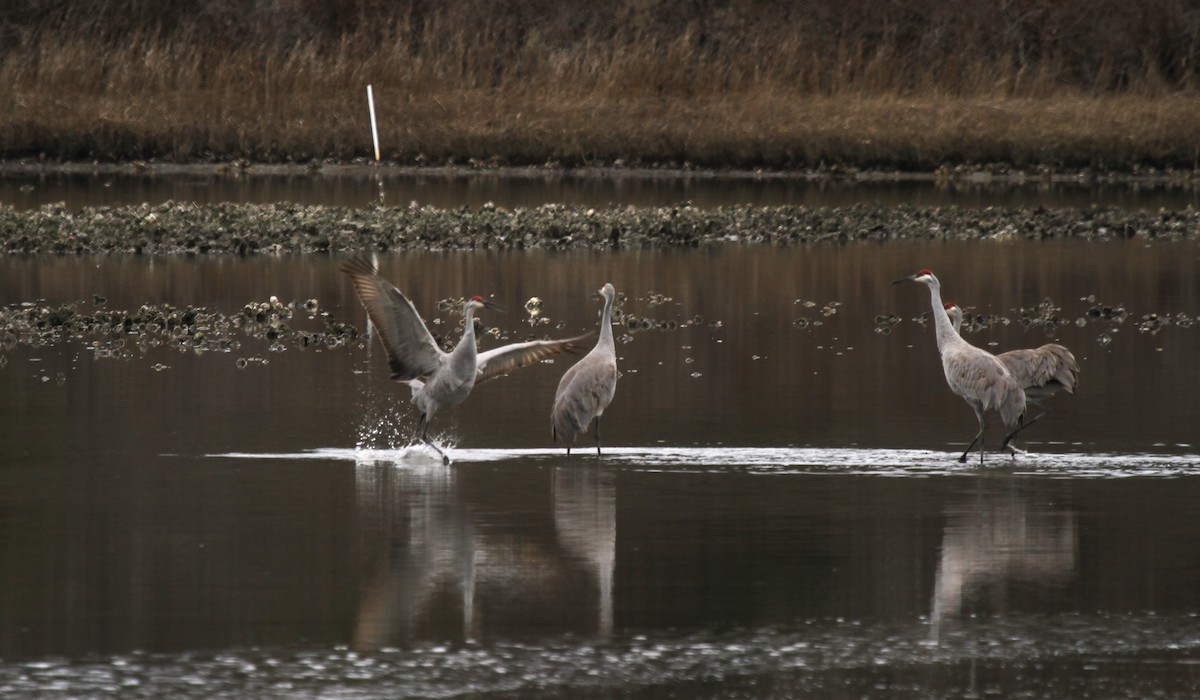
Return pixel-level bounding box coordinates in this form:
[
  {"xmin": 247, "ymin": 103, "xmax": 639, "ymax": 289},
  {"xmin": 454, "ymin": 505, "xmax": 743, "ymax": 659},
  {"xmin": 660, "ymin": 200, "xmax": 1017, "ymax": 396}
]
[
  {"xmin": 916, "ymin": 269, "xmax": 934, "ymax": 277},
  {"xmin": 470, "ymin": 295, "xmax": 485, "ymax": 302}
]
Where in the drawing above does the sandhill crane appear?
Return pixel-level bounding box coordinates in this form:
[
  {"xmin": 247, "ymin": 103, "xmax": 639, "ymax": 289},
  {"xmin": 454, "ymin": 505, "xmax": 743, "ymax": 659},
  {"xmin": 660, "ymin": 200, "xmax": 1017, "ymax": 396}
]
[
  {"xmin": 893, "ymin": 270, "xmax": 1026, "ymax": 464},
  {"xmin": 341, "ymin": 256, "xmax": 589, "ymax": 464},
  {"xmin": 552, "ymin": 283, "xmax": 619, "ymax": 455},
  {"xmin": 944, "ymin": 302, "xmax": 1079, "ymax": 453}
]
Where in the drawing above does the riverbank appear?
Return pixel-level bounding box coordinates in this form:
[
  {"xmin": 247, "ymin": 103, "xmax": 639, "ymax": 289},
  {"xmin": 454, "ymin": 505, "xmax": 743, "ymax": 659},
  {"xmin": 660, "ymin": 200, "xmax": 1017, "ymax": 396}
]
[
  {"xmin": 2, "ymin": 202, "xmax": 1196, "ymax": 256},
  {"xmin": 4, "ymin": 1, "xmax": 1200, "ymax": 170},
  {"xmin": 6, "ymin": 93, "xmax": 1200, "ymax": 173},
  {"xmin": 3, "ymin": 159, "xmax": 1198, "ymax": 185}
]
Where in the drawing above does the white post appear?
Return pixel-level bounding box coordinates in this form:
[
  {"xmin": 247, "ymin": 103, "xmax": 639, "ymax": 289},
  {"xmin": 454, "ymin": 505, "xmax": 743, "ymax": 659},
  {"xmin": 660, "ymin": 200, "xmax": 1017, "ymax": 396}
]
[{"xmin": 367, "ymin": 84, "xmax": 381, "ymax": 162}]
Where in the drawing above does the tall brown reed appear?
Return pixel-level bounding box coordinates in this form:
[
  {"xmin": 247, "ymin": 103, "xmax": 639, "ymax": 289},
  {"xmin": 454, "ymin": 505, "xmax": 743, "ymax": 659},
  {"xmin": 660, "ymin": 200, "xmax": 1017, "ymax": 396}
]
[{"xmin": 3, "ymin": 0, "xmax": 1200, "ymax": 167}]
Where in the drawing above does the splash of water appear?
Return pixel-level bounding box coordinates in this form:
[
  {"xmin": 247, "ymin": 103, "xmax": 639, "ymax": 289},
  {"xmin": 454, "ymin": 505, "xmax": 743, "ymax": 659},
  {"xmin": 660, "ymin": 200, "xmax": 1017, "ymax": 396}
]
[{"xmin": 353, "ymin": 391, "xmax": 413, "ymax": 452}]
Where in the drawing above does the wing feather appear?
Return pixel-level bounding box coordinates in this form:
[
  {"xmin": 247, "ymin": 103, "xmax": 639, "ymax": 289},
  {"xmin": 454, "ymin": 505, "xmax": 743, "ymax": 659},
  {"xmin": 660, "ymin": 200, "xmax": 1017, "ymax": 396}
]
[
  {"xmin": 1001, "ymin": 344, "xmax": 1079, "ymax": 392},
  {"xmin": 942, "ymin": 345, "xmax": 1025, "ymax": 427},
  {"xmin": 476, "ymin": 332, "xmax": 593, "ymax": 384},
  {"xmin": 554, "ymin": 357, "xmax": 585, "ymax": 402},
  {"xmin": 340, "ymin": 256, "xmax": 446, "ymax": 381}
]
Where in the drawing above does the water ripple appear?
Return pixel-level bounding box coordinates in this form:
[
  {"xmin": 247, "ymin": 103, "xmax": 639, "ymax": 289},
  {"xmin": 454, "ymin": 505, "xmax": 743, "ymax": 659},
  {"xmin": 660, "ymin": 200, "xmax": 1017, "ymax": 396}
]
[
  {"xmin": 4, "ymin": 613, "xmax": 1198, "ymax": 699},
  {"xmin": 212, "ymin": 445, "xmax": 1200, "ymax": 478}
]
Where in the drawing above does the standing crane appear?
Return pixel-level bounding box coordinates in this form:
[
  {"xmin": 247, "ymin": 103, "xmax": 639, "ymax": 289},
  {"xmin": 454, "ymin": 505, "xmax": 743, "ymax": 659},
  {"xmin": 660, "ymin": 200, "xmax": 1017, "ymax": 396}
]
[
  {"xmin": 341, "ymin": 256, "xmax": 589, "ymax": 464},
  {"xmin": 893, "ymin": 270, "xmax": 1026, "ymax": 464},
  {"xmin": 943, "ymin": 302, "xmax": 1079, "ymax": 453},
  {"xmin": 552, "ymin": 283, "xmax": 619, "ymax": 455}
]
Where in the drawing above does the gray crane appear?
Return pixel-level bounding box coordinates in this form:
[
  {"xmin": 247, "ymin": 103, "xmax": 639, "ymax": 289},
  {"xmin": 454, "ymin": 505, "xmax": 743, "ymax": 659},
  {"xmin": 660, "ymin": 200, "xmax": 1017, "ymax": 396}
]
[
  {"xmin": 944, "ymin": 302, "xmax": 1079, "ymax": 454},
  {"xmin": 894, "ymin": 270, "xmax": 1026, "ymax": 464},
  {"xmin": 341, "ymin": 256, "xmax": 589, "ymax": 464},
  {"xmin": 552, "ymin": 283, "xmax": 619, "ymax": 455}
]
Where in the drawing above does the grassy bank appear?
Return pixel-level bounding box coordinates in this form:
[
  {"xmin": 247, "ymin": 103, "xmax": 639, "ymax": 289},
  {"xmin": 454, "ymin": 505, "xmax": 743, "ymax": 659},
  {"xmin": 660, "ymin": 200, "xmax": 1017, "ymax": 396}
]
[{"xmin": 3, "ymin": 1, "xmax": 1200, "ymax": 170}]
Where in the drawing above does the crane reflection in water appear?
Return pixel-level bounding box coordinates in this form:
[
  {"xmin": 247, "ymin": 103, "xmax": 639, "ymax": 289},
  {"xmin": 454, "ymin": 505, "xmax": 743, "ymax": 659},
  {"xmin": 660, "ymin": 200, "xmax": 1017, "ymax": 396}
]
[{"xmin": 351, "ymin": 459, "xmax": 616, "ymax": 650}]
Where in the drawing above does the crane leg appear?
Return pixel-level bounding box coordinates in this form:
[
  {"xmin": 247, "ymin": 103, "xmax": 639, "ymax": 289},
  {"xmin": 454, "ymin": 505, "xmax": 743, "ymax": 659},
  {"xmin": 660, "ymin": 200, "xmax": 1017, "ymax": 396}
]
[
  {"xmin": 416, "ymin": 413, "xmax": 450, "ymax": 465},
  {"xmin": 957, "ymin": 404, "xmax": 987, "ymax": 465},
  {"xmin": 593, "ymin": 417, "xmax": 602, "ymax": 456},
  {"xmin": 1001, "ymin": 409, "xmax": 1046, "ymax": 455},
  {"xmin": 957, "ymin": 435, "xmax": 981, "ymax": 463}
]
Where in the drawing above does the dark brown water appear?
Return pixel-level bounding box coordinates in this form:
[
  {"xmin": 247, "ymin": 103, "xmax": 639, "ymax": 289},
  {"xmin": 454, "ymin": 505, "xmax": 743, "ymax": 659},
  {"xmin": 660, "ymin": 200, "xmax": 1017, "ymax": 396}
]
[
  {"xmin": 2, "ymin": 240, "xmax": 1199, "ymax": 697},
  {"xmin": 4, "ymin": 167, "xmax": 1200, "ymax": 211}
]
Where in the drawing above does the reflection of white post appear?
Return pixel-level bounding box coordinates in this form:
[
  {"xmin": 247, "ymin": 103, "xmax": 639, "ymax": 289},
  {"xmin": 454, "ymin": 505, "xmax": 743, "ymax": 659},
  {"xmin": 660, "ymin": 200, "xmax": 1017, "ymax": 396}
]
[{"xmin": 554, "ymin": 467, "xmax": 617, "ymax": 638}]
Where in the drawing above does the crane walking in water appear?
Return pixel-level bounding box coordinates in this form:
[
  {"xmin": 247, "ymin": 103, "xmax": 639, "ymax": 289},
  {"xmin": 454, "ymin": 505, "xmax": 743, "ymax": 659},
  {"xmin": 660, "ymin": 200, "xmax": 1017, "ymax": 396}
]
[
  {"xmin": 943, "ymin": 302, "xmax": 1079, "ymax": 454},
  {"xmin": 552, "ymin": 283, "xmax": 619, "ymax": 456},
  {"xmin": 341, "ymin": 256, "xmax": 589, "ymax": 464},
  {"xmin": 893, "ymin": 270, "xmax": 1026, "ymax": 464}
]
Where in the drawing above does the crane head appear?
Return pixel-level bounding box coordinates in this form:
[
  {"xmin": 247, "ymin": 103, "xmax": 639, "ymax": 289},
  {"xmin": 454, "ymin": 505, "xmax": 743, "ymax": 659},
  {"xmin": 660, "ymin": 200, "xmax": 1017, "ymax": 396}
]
[
  {"xmin": 589, "ymin": 283, "xmax": 616, "ymax": 302},
  {"xmin": 943, "ymin": 302, "xmax": 964, "ymax": 330},
  {"xmin": 466, "ymin": 295, "xmax": 505, "ymax": 313},
  {"xmin": 892, "ymin": 269, "xmax": 938, "ymax": 286}
]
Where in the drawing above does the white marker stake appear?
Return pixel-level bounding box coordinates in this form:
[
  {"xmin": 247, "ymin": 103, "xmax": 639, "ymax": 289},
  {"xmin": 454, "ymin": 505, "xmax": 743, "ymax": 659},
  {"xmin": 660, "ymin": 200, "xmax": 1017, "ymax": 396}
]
[{"xmin": 367, "ymin": 84, "xmax": 381, "ymax": 162}]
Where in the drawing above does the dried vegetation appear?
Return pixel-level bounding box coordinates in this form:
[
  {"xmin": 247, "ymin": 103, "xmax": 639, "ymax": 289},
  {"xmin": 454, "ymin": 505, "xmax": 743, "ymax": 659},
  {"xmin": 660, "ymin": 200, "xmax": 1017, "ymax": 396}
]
[
  {"xmin": 2, "ymin": 202, "xmax": 1197, "ymax": 255},
  {"xmin": 3, "ymin": 0, "xmax": 1200, "ymax": 169}
]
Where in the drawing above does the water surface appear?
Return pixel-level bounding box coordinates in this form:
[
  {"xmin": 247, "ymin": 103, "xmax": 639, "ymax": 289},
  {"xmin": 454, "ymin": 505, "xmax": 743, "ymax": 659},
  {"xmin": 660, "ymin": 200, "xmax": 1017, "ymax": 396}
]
[
  {"xmin": 4, "ymin": 167, "xmax": 1199, "ymax": 211},
  {"xmin": 2, "ymin": 240, "xmax": 1199, "ymax": 697}
]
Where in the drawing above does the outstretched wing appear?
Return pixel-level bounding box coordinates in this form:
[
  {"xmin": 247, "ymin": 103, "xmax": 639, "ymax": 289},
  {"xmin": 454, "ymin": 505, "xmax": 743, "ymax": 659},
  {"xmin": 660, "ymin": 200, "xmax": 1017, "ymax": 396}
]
[
  {"xmin": 476, "ymin": 332, "xmax": 593, "ymax": 384},
  {"xmin": 340, "ymin": 256, "xmax": 446, "ymax": 381}
]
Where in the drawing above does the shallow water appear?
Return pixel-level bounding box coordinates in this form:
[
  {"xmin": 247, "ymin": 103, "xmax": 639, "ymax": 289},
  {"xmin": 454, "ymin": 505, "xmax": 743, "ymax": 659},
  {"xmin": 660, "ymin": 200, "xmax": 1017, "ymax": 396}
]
[
  {"xmin": 2, "ymin": 239, "xmax": 1199, "ymax": 697},
  {"xmin": 4, "ymin": 166, "xmax": 1200, "ymax": 211}
]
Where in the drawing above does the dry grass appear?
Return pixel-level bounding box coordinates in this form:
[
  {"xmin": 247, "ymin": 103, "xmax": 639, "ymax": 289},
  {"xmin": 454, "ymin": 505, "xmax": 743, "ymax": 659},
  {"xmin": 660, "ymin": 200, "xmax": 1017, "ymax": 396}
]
[{"xmin": 3, "ymin": 1, "xmax": 1200, "ymax": 169}]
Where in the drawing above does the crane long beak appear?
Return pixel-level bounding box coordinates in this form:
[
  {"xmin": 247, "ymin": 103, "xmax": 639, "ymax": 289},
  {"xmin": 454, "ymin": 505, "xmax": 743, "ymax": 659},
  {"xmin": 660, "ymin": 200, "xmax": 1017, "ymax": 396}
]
[
  {"xmin": 481, "ymin": 299, "xmax": 506, "ymax": 312},
  {"xmin": 892, "ymin": 274, "xmax": 917, "ymax": 285},
  {"xmin": 588, "ymin": 290, "xmax": 603, "ymax": 300}
]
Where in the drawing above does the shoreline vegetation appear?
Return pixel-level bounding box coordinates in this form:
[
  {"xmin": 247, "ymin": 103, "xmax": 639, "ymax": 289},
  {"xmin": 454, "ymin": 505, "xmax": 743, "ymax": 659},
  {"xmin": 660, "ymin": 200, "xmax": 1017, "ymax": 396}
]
[
  {"xmin": 4, "ymin": 1, "xmax": 1200, "ymax": 172},
  {"xmin": 3, "ymin": 202, "xmax": 1196, "ymax": 256}
]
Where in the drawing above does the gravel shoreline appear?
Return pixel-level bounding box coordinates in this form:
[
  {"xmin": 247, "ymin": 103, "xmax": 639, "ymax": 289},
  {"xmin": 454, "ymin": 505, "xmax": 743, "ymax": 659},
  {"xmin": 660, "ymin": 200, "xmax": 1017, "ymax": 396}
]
[{"xmin": 2, "ymin": 201, "xmax": 1198, "ymax": 255}]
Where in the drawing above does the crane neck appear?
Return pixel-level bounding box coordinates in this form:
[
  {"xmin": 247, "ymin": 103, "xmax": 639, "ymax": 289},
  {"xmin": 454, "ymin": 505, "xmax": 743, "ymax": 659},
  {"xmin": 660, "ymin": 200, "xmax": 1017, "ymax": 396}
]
[
  {"xmin": 598, "ymin": 292, "xmax": 615, "ymax": 348},
  {"xmin": 925, "ymin": 280, "xmax": 959, "ymax": 354},
  {"xmin": 455, "ymin": 302, "xmax": 479, "ymax": 361}
]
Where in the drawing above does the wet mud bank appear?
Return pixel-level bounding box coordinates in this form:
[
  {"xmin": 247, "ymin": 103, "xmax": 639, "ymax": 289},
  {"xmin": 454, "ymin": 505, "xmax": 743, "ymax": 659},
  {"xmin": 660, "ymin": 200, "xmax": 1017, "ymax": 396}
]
[{"xmin": 1, "ymin": 201, "xmax": 1198, "ymax": 255}]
